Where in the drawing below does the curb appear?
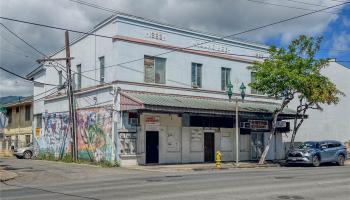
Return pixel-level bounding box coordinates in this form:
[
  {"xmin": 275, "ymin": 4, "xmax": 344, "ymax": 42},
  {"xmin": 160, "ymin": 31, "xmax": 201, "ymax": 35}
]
[
  {"xmin": 0, "ymin": 170, "xmax": 18, "ymax": 182},
  {"xmin": 345, "ymin": 160, "xmax": 350, "ymax": 166},
  {"xmin": 124, "ymin": 163, "xmax": 281, "ymax": 172}
]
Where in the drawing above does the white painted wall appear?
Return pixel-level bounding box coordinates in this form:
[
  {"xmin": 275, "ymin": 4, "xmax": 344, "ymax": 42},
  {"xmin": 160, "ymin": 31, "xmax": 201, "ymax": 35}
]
[{"xmin": 286, "ymin": 62, "xmax": 350, "ymax": 144}]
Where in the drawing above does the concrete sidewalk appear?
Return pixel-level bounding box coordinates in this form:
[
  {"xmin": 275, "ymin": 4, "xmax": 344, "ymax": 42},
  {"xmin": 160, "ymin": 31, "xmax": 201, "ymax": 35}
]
[
  {"xmin": 124, "ymin": 162, "xmax": 280, "ymax": 172},
  {"xmin": 0, "ymin": 169, "xmax": 17, "ymax": 182},
  {"xmin": 125, "ymin": 159, "xmax": 350, "ymax": 172}
]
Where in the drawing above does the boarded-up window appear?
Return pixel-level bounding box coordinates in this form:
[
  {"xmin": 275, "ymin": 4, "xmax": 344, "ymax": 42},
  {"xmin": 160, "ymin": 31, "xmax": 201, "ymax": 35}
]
[{"xmin": 144, "ymin": 56, "xmax": 166, "ymax": 84}]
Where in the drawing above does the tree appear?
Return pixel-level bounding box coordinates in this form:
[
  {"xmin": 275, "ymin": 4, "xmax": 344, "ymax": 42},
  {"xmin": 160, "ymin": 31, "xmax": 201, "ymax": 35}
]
[
  {"xmin": 290, "ymin": 73, "xmax": 344, "ymax": 149},
  {"xmin": 249, "ymin": 35, "xmax": 331, "ymax": 164}
]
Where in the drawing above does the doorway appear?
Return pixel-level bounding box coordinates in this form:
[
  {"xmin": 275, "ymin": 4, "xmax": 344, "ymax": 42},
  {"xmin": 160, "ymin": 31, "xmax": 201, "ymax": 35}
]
[
  {"xmin": 204, "ymin": 132, "xmax": 215, "ymax": 162},
  {"xmin": 251, "ymin": 132, "xmax": 264, "ymax": 160},
  {"xmin": 146, "ymin": 131, "xmax": 159, "ymax": 164}
]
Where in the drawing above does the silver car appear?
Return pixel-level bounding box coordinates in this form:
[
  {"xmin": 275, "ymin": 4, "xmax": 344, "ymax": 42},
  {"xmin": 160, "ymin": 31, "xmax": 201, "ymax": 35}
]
[
  {"xmin": 287, "ymin": 140, "xmax": 348, "ymax": 167},
  {"xmin": 13, "ymin": 143, "xmax": 34, "ymax": 159}
]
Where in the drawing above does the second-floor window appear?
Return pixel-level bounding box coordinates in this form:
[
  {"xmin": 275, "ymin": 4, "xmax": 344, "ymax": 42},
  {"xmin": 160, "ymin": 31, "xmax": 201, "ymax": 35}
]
[
  {"xmin": 221, "ymin": 67, "xmax": 231, "ymax": 91},
  {"xmin": 251, "ymin": 72, "xmax": 264, "ymax": 95},
  {"xmin": 25, "ymin": 105, "xmax": 31, "ymax": 121},
  {"xmin": 99, "ymin": 56, "xmax": 105, "ymax": 83},
  {"xmin": 191, "ymin": 63, "xmax": 202, "ymax": 88},
  {"xmin": 144, "ymin": 56, "xmax": 166, "ymax": 84},
  {"xmin": 7, "ymin": 108, "xmax": 12, "ymax": 124},
  {"xmin": 36, "ymin": 114, "xmax": 42, "ymax": 128},
  {"xmin": 76, "ymin": 64, "xmax": 82, "ymax": 90},
  {"xmin": 58, "ymin": 71, "xmax": 63, "ymax": 86}
]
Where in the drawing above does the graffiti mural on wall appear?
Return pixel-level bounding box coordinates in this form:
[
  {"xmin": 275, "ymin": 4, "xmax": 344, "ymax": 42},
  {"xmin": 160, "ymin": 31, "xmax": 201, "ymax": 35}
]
[
  {"xmin": 39, "ymin": 113, "xmax": 71, "ymax": 157},
  {"xmin": 76, "ymin": 107, "xmax": 113, "ymax": 162}
]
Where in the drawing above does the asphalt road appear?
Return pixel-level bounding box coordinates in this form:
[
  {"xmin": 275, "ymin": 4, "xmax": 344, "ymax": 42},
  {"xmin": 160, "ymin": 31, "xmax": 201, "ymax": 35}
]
[{"xmin": 1, "ymin": 157, "xmax": 350, "ymax": 200}]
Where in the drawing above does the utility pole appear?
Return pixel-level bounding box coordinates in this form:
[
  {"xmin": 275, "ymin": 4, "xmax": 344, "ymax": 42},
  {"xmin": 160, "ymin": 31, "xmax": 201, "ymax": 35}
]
[
  {"xmin": 65, "ymin": 31, "xmax": 78, "ymax": 162},
  {"xmin": 235, "ymin": 97, "xmax": 239, "ymax": 165},
  {"xmin": 36, "ymin": 32, "xmax": 76, "ymax": 162}
]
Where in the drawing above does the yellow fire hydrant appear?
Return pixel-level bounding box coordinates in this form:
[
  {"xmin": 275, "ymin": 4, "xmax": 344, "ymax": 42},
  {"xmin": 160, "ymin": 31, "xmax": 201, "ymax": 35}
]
[{"xmin": 215, "ymin": 151, "xmax": 222, "ymax": 169}]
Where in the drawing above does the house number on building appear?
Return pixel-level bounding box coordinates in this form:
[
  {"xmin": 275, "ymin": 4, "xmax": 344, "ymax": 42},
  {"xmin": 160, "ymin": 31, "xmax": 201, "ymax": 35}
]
[{"xmin": 146, "ymin": 31, "xmax": 166, "ymax": 41}]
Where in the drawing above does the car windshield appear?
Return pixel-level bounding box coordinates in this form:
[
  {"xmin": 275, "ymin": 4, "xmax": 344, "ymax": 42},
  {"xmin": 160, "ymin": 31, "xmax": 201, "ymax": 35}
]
[{"xmin": 298, "ymin": 142, "xmax": 318, "ymax": 149}]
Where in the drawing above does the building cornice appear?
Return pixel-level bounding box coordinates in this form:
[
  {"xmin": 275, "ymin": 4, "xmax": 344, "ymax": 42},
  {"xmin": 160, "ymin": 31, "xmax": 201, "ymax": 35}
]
[{"xmin": 113, "ymin": 35, "xmax": 258, "ymax": 64}]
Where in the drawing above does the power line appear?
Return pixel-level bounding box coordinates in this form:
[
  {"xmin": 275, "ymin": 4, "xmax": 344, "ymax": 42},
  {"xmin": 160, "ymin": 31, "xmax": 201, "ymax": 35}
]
[
  {"xmin": 244, "ymin": 0, "xmax": 341, "ymax": 14},
  {"xmin": 0, "ymin": 22, "xmax": 68, "ymax": 80},
  {"xmin": 0, "ymin": 32, "xmax": 40, "ymax": 58},
  {"xmin": 0, "ymin": 1, "xmax": 348, "ymax": 88},
  {"xmin": 0, "ymin": 22, "xmax": 102, "ymax": 84},
  {"xmin": 281, "ymin": 0, "xmax": 329, "ymax": 7},
  {"xmin": 67, "ymin": 0, "xmax": 350, "ymax": 75},
  {"xmin": 0, "ymin": 47, "xmax": 38, "ymax": 60},
  {"xmin": 0, "ymin": 66, "xmax": 59, "ymax": 86}
]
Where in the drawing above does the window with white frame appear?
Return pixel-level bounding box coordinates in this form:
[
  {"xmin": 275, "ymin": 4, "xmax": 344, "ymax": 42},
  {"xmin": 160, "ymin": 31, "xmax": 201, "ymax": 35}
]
[
  {"xmin": 76, "ymin": 64, "xmax": 82, "ymax": 90},
  {"xmin": 99, "ymin": 56, "xmax": 105, "ymax": 83},
  {"xmin": 221, "ymin": 67, "xmax": 231, "ymax": 91},
  {"xmin": 251, "ymin": 72, "xmax": 264, "ymax": 95},
  {"xmin": 191, "ymin": 63, "xmax": 202, "ymax": 88},
  {"xmin": 144, "ymin": 56, "xmax": 166, "ymax": 84},
  {"xmin": 58, "ymin": 71, "xmax": 63, "ymax": 86}
]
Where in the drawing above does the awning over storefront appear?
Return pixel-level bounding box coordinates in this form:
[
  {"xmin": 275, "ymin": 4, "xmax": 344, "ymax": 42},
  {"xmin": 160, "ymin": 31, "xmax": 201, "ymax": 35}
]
[{"xmin": 120, "ymin": 91, "xmax": 297, "ymax": 119}]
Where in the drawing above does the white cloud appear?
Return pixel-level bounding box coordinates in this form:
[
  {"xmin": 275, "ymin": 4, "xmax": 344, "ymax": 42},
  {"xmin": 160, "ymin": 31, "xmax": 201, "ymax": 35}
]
[
  {"xmin": 329, "ymin": 32, "xmax": 350, "ymax": 56},
  {"xmin": 0, "ymin": 0, "xmax": 347, "ymax": 97},
  {"xmin": 0, "ymin": 77, "xmax": 33, "ymax": 97}
]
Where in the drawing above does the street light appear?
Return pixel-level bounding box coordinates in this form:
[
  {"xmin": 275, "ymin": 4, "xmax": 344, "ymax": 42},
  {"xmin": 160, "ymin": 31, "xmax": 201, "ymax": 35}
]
[{"xmin": 227, "ymin": 82, "xmax": 246, "ymax": 165}]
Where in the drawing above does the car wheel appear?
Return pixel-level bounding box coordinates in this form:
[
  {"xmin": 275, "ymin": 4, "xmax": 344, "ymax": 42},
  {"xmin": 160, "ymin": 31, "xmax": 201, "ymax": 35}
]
[
  {"xmin": 337, "ymin": 155, "xmax": 345, "ymax": 166},
  {"xmin": 15, "ymin": 155, "xmax": 23, "ymax": 159},
  {"xmin": 312, "ymin": 155, "xmax": 320, "ymax": 167},
  {"xmin": 23, "ymin": 151, "xmax": 32, "ymax": 159}
]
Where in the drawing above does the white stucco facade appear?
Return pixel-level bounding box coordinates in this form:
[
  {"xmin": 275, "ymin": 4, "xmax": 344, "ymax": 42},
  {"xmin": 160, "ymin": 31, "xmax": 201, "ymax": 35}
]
[
  {"xmin": 285, "ymin": 62, "xmax": 350, "ymax": 145},
  {"xmin": 28, "ymin": 14, "xmax": 307, "ymax": 165}
]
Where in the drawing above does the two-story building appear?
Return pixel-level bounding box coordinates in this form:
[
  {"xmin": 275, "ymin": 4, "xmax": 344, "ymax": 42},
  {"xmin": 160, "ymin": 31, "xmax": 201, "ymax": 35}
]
[
  {"xmin": 2, "ymin": 96, "xmax": 33, "ymax": 151},
  {"xmin": 27, "ymin": 14, "xmax": 294, "ymax": 165}
]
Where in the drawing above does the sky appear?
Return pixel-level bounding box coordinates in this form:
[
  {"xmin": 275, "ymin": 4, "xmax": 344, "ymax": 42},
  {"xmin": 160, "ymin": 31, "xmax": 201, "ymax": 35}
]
[{"xmin": 0, "ymin": 0, "xmax": 349, "ymax": 98}]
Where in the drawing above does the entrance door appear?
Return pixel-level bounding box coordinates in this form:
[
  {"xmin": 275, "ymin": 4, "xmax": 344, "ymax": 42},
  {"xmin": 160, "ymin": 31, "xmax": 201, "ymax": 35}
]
[
  {"xmin": 251, "ymin": 132, "xmax": 264, "ymax": 160},
  {"xmin": 204, "ymin": 132, "xmax": 215, "ymax": 162},
  {"xmin": 146, "ymin": 131, "xmax": 159, "ymax": 164}
]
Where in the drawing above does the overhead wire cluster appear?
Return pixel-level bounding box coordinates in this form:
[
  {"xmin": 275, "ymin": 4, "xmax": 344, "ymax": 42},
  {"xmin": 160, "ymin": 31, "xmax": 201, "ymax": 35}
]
[{"xmin": 0, "ymin": 0, "xmax": 349, "ymax": 102}]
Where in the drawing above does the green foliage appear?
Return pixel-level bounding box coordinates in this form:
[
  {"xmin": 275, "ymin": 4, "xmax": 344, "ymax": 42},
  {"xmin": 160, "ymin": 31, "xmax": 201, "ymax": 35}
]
[
  {"xmin": 249, "ymin": 35, "xmax": 329, "ymax": 101},
  {"xmin": 35, "ymin": 152, "xmax": 119, "ymax": 167},
  {"xmin": 251, "ymin": 35, "xmax": 345, "ymax": 164},
  {"xmin": 62, "ymin": 154, "xmax": 73, "ymax": 163}
]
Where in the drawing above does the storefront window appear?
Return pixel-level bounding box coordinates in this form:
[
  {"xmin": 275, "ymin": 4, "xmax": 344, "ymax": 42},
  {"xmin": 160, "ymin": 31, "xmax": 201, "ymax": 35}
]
[{"xmin": 120, "ymin": 133, "xmax": 137, "ymax": 155}]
